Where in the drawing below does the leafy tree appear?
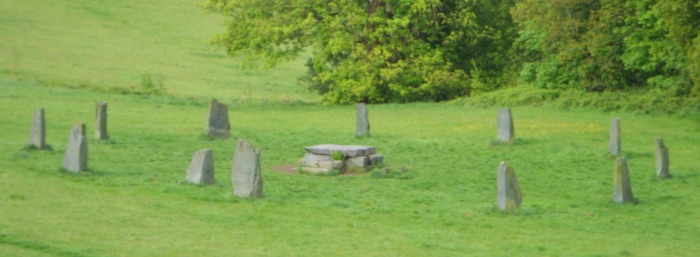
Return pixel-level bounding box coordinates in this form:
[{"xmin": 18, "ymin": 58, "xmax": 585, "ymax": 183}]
[
  {"xmin": 205, "ymin": 0, "xmax": 516, "ymax": 103},
  {"xmin": 512, "ymin": 0, "xmax": 700, "ymax": 97}
]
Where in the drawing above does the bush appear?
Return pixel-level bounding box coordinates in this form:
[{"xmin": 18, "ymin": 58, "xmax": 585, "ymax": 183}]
[{"xmin": 140, "ymin": 72, "xmax": 166, "ymax": 95}]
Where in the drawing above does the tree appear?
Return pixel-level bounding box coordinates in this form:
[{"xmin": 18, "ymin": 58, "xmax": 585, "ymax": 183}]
[
  {"xmin": 511, "ymin": 0, "xmax": 700, "ymax": 96},
  {"xmin": 205, "ymin": 0, "xmax": 516, "ymax": 104}
]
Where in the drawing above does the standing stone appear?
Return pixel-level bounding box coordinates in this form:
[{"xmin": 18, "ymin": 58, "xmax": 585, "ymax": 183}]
[
  {"xmin": 62, "ymin": 123, "xmax": 88, "ymax": 172},
  {"xmin": 231, "ymin": 139, "xmax": 263, "ymax": 198},
  {"xmin": 186, "ymin": 149, "xmax": 215, "ymax": 185},
  {"xmin": 497, "ymin": 161, "xmax": 522, "ymax": 211},
  {"xmin": 355, "ymin": 103, "xmax": 370, "ymax": 137},
  {"xmin": 28, "ymin": 108, "xmax": 46, "ymax": 149},
  {"xmin": 655, "ymin": 138, "xmax": 670, "ymax": 178},
  {"xmin": 206, "ymin": 98, "xmax": 231, "ymax": 138},
  {"xmin": 613, "ymin": 157, "xmax": 635, "ymax": 204},
  {"xmin": 94, "ymin": 102, "xmax": 109, "ymax": 140},
  {"xmin": 497, "ymin": 108, "xmax": 515, "ymax": 144},
  {"xmin": 609, "ymin": 118, "xmax": 621, "ymax": 155}
]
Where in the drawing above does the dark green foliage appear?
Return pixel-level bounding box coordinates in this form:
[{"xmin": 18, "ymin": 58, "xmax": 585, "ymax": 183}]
[
  {"xmin": 0, "ymin": 233, "xmax": 96, "ymax": 257},
  {"xmin": 511, "ymin": 0, "xmax": 700, "ymax": 97},
  {"xmin": 205, "ymin": 0, "xmax": 516, "ymax": 103},
  {"xmin": 139, "ymin": 72, "xmax": 166, "ymax": 95},
  {"xmin": 463, "ymin": 85, "xmax": 700, "ymax": 119},
  {"xmin": 206, "ymin": 0, "xmax": 700, "ymax": 104}
]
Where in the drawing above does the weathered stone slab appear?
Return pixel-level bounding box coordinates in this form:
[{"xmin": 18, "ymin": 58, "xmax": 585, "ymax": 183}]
[
  {"xmin": 356, "ymin": 103, "xmax": 370, "ymax": 137},
  {"xmin": 28, "ymin": 108, "xmax": 46, "ymax": 149},
  {"xmin": 62, "ymin": 123, "xmax": 88, "ymax": 172},
  {"xmin": 301, "ymin": 167, "xmax": 334, "ymax": 174},
  {"xmin": 369, "ymin": 154, "xmax": 384, "ymax": 166},
  {"xmin": 186, "ymin": 148, "xmax": 215, "ymax": 185},
  {"xmin": 231, "ymin": 139, "xmax": 263, "ymax": 198},
  {"xmin": 655, "ymin": 138, "xmax": 670, "ymax": 178},
  {"xmin": 497, "ymin": 161, "xmax": 521, "ymax": 211},
  {"xmin": 304, "ymin": 153, "xmax": 332, "ymax": 165},
  {"xmin": 345, "ymin": 156, "xmax": 369, "ymax": 168},
  {"xmin": 304, "ymin": 144, "xmax": 376, "ymax": 157},
  {"xmin": 609, "ymin": 118, "xmax": 621, "ymax": 155},
  {"xmin": 497, "ymin": 108, "xmax": 514, "ymax": 144},
  {"xmin": 206, "ymin": 98, "xmax": 231, "ymax": 138},
  {"xmin": 314, "ymin": 160, "xmax": 344, "ymax": 169},
  {"xmin": 94, "ymin": 102, "xmax": 109, "ymax": 140},
  {"xmin": 613, "ymin": 156, "xmax": 635, "ymax": 203}
]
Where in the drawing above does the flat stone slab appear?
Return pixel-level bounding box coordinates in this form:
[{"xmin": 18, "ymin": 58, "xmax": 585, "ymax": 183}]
[{"xmin": 305, "ymin": 144, "xmax": 376, "ymax": 157}]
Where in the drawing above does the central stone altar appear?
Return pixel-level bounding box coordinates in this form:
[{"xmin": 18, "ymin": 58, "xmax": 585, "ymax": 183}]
[{"xmin": 301, "ymin": 144, "xmax": 383, "ymax": 174}]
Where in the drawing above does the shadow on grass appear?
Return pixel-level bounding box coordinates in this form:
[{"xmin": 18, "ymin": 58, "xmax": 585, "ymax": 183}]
[
  {"xmin": 20, "ymin": 144, "xmax": 54, "ymax": 151},
  {"xmin": 12, "ymin": 145, "xmax": 58, "ymax": 160},
  {"xmin": 489, "ymin": 205, "xmax": 546, "ymax": 216},
  {"xmin": 623, "ymin": 151, "xmax": 653, "ymax": 159},
  {"xmin": 0, "ymin": 233, "xmax": 98, "ymax": 257},
  {"xmin": 94, "ymin": 139, "xmax": 117, "ymax": 145},
  {"xmin": 489, "ymin": 137, "xmax": 535, "ymax": 146},
  {"xmin": 56, "ymin": 167, "xmax": 105, "ymax": 177}
]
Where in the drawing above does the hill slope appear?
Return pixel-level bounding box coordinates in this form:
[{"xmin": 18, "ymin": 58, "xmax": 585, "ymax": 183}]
[{"xmin": 0, "ymin": 0, "xmax": 317, "ymax": 102}]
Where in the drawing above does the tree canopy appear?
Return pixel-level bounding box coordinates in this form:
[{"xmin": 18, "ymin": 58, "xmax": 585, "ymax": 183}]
[
  {"xmin": 512, "ymin": 0, "xmax": 700, "ymax": 96},
  {"xmin": 206, "ymin": 0, "xmax": 700, "ymax": 103}
]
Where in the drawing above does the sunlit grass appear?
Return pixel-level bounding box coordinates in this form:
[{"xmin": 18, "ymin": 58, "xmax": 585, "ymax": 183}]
[
  {"xmin": 1, "ymin": 79, "xmax": 699, "ymax": 256},
  {"xmin": 0, "ymin": 0, "xmax": 317, "ymax": 103},
  {"xmin": 1, "ymin": 0, "xmax": 699, "ymax": 256}
]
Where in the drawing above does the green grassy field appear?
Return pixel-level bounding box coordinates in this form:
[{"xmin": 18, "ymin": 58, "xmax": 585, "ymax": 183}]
[
  {"xmin": 2, "ymin": 1, "xmax": 700, "ymax": 257},
  {"xmin": 0, "ymin": 0, "xmax": 317, "ymax": 103}
]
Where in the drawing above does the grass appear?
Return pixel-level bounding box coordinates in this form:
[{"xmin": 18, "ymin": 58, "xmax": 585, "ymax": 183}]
[
  {"xmin": 0, "ymin": 0, "xmax": 318, "ymax": 103},
  {"xmin": 2, "ymin": 1, "xmax": 700, "ymax": 256},
  {"xmin": 2, "ymin": 78, "xmax": 700, "ymax": 256}
]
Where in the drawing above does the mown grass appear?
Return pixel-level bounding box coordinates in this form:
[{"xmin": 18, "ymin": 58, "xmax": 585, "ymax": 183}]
[
  {"xmin": 0, "ymin": 0, "xmax": 317, "ymax": 102},
  {"xmin": 2, "ymin": 0, "xmax": 700, "ymax": 256},
  {"xmin": 2, "ymin": 78, "xmax": 700, "ymax": 256}
]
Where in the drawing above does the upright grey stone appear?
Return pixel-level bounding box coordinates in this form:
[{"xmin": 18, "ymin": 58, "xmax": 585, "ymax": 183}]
[
  {"xmin": 609, "ymin": 118, "xmax": 621, "ymax": 155},
  {"xmin": 655, "ymin": 138, "xmax": 670, "ymax": 178},
  {"xmin": 28, "ymin": 108, "xmax": 46, "ymax": 149},
  {"xmin": 186, "ymin": 148, "xmax": 215, "ymax": 185},
  {"xmin": 62, "ymin": 123, "xmax": 88, "ymax": 172},
  {"xmin": 497, "ymin": 108, "xmax": 514, "ymax": 144},
  {"xmin": 497, "ymin": 161, "xmax": 522, "ymax": 211},
  {"xmin": 613, "ymin": 157, "xmax": 635, "ymax": 204},
  {"xmin": 206, "ymin": 98, "xmax": 231, "ymax": 138},
  {"xmin": 231, "ymin": 139, "xmax": 263, "ymax": 198},
  {"xmin": 355, "ymin": 103, "xmax": 370, "ymax": 137},
  {"xmin": 94, "ymin": 102, "xmax": 109, "ymax": 140}
]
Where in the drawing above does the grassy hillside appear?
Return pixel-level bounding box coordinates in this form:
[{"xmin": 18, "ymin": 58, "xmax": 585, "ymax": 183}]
[
  {"xmin": 2, "ymin": 78, "xmax": 700, "ymax": 256},
  {"xmin": 0, "ymin": 0, "xmax": 317, "ymax": 102},
  {"xmin": 1, "ymin": 1, "xmax": 700, "ymax": 256}
]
